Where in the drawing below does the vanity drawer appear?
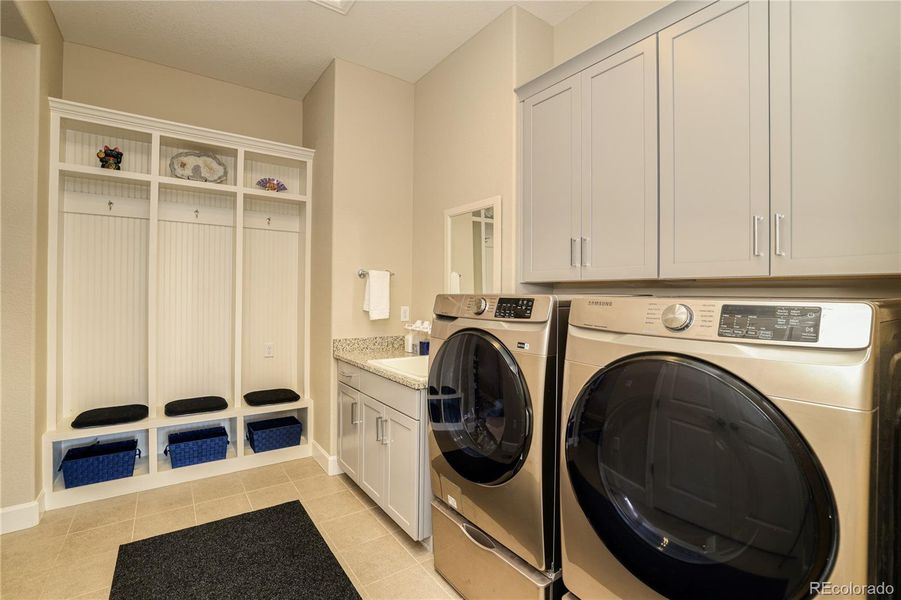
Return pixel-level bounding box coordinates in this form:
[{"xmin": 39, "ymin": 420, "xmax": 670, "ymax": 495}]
[
  {"xmin": 336, "ymin": 361, "xmax": 362, "ymax": 390},
  {"xmin": 361, "ymin": 371, "xmax": 421, "ymax": 420}
]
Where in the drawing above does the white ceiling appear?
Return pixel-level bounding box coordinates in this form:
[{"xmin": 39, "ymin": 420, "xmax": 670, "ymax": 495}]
[{"xmin": 48, "ymin": 0, "xmax": 587, "ymax": 101}]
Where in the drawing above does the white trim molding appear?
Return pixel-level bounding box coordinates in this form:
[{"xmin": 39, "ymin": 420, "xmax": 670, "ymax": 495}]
[
  {"xmin": 0, "ymin": 490, "xmax": 45, "ymax": 534},
  {"xmin": 312, "ymin": 440, "xmax": 342, "ymax": 476}
]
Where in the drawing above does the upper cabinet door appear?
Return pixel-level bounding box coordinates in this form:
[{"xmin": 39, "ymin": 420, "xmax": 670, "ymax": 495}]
[
  {"xmin": 770, "ymin": 1, "xmax": 901, "ymax": 276},
  {"xmin": 658, "ymin": 1, "xmax": 770, "ymax": 279},
  {"xmin": 521, "ymin": 74, "xmax": 582, "ymax": 282},
  {"xmin": 580, "ymin": 36, "xmax": 659, "ymax": 280}
]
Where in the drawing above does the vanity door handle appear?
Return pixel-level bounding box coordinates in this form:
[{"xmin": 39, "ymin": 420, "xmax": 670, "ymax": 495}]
[
  {"xmin": 351, "ymin": 401, "xmax": 361, "ymax": 425},
  {"xmin": 375, "ymin": 416, "xmax": 382, "ymax": 441},
  {"xmin": 381, "ymin": 419, "xmax": 390, "ymax": 445}
]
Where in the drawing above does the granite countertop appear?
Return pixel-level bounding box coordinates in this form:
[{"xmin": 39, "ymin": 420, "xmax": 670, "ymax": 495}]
[{"xmin": 333, "ymin": 336, "xmax": 427, "ymax": 390}]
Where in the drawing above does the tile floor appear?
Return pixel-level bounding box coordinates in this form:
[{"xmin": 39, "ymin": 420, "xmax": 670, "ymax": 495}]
[{"xmin": 0, "ymin": 460, "xmax": 461, "ymax": 600}]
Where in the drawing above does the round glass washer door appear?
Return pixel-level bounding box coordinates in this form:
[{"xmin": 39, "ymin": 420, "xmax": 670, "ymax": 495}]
[
  {"xmin": 565, "ymin": 353, "xmax": 837, "ymax": 600},
  {"xmin": 428, "ymin": 330, "xmax": 531, "ymax": 486}
]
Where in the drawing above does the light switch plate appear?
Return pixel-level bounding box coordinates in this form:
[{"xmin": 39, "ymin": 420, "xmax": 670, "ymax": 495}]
[
  {"xmin": 400, "ymin": 305, "xmax": 410, "ymax": 322},
  {"xmin": 264, "ymin": 342, "xmax": 274, "ymax": 358}
]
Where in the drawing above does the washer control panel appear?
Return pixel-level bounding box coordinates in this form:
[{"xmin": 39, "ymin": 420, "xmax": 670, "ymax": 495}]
[
  {"xmin": 718, "ymin": 305, "xmax": 822, "ymax": 342},
  {"xmin": 494, "ymin": 297, "xmax": 535, "ymax": 319}
]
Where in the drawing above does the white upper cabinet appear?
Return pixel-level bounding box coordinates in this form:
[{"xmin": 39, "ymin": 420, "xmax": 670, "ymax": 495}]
[
  {"xmin": 521, "ymin": 75, "xmax": 582, "ymax": 282},
  {"xmin": 770, "ymin": 1, "xmax": 901, "ymax": 276},
  {"xmin": 658, "ymin": 0, "xmax": 770, "ymax": 279},
  {"xmin": 580, "ymin": 36, "xmax": 658, "ymax": 280}
]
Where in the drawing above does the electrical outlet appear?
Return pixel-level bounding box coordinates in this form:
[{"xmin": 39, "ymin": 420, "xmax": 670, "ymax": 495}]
[
  {"xmin": 400, "ymin": 305, "xmax": 410, "ymax": 322},
  {"xmin": 264, "ymin": 342, "xmax": 274, "ymax": 358}
]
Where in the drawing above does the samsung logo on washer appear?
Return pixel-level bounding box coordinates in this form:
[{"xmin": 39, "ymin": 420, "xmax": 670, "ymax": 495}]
[{"xmin": 588, "ymin": 300, "xmax": 614, "ymax": 307}]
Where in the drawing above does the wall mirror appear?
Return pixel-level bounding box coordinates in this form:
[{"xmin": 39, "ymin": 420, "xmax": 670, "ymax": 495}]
[{"xmin": 444, "ymin": 196, "xmax": 501, "ymax": 294}]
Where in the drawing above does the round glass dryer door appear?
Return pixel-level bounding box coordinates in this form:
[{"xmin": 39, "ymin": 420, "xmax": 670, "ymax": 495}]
[
  {"xmin": 428, "ymin": 330, "xmax": 531, "ymax": 485},
  {"xmin": 565, "ymin": 354, "xmax": 837, "ymax": 600}
]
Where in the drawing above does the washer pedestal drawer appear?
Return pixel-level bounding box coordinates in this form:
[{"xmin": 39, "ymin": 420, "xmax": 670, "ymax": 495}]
[{"xmin": 432, "ymin": 499, "xmax": 563, "ymax": 600}]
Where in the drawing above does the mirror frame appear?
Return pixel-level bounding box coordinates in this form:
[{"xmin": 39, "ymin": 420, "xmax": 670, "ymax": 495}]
[{"xmin": 443, "ymin": 196, "xmax": 502, "ymax": 295}]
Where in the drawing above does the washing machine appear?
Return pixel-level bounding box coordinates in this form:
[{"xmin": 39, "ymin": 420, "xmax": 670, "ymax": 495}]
[
  {"xmin": 560, "ymin": 296, "xmax": 901, "ymax": 600},
  {"xmin": 428, "ymin": 294, "xmax": 569, "ymax": 599}
]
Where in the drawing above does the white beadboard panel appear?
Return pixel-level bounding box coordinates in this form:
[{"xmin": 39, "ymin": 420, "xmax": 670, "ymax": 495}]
[
  {"xmin": 159, "ymin": 137, "xmax": 238, "ymax": 186},
  {"xmin": 244, "ymin": 197, "xmax": 302, "ymax": 217},
  {"xmin": 159, "ymin": 187, "xmax": 235, "ymax": 227},
  {"xmin": 158, "ymin": 220, "xmax": 234, "ymax": 404},
  {"xmin": 61, "ymin": 118, "xmax": 152, "ymax": 174},
  {"xmin": 62, "ymin": 172, "xmax": 151, "ymax": 203},
  {"xmin": 243, "ymin": 151, "xmax": 305, "ymax": 194},
  {"xmin": 242, "ymin": 227, "xmax": 299, "ymax": 395},
  {"xmin": 62, "ymin": 214, "xmax": 149, "ymax": 417}
]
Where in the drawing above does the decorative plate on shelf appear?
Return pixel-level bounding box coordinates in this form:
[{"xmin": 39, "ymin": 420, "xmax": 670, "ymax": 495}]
[
  {"xmin": 169, "ymin": 151, "xmax": 228, "ymax": 183},
  {"xmin": 256, "ymin": 177, "xmax": 288, "ymax": 193}
]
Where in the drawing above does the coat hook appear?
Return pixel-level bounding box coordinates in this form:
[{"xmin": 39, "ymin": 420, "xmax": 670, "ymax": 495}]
[
  {"xmin": 267, "ymin": 216, "xmax": 271, "ymax": 226},
  {"xmin": 194, "ymin": 209, "xmax": 199, "ymax": 219},
  {"xmin": 108, "ymin": 200, "xmax": 114, "ymax": 211}
]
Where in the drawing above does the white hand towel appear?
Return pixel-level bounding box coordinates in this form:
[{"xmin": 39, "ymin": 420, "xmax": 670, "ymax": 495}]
[
  {"xmin": 363, "ymin": 270, "xmax": 390, "ymax": 320},
  {"xmin": 449, "ymin": 271, "xmax": 462, "ymax": 294}
]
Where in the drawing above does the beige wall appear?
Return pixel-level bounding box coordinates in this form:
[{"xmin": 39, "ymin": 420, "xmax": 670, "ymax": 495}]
[
  {"xmin": 411, "ymin": 7, "xmax": 552, "ymax": 320},
  {"xmin": 552, "ymin": 1, "xmax": 672, "ymax": 66},
  {"xmin": 1, "ymin": 0, "xmax": 63, "ymax": 510},
  {"xmin": 303, "ymin": 62, "xmax": 336, "ymax": 457},
  {"xmin": 1, "ymin": 36, "xmax": 41, "ymax": 510},
  {"xmin": 304, "ymin": 60, "xmax": 414, "ymax": 455},
  {"xmin": 332, "ymin": 60, "xmax": 414, "ymax": 340},
  {"xmin": 63, "ymin": 43, "xmax": 303, "ymax": 145}
]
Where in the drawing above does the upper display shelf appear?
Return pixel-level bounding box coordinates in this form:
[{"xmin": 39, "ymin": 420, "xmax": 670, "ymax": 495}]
[{"xmin": 51, "ymin": 98, "xmax": 314, "ymax": 198}]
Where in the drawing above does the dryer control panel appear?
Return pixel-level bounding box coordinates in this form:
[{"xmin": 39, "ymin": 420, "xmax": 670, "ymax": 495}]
[
  {"xmin": 568, "ymin": 296, "xmax": 874, "ymax": 350},
  {"xmin": 719, "ymin": 305, "xmax": 822, "ymax": 343}
]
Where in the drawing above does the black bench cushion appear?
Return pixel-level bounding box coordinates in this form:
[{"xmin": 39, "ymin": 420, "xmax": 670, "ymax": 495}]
[
  {"xmin": 243, "ymin": 388, "xmax": 300, "ymax": 407},
  {"xmin": 71, "ymin": 404, "xmax": 148, "ymax": 429},
  {"xmin": 164, "ymin": 396, "xmax": 228, "ymax": 417}
]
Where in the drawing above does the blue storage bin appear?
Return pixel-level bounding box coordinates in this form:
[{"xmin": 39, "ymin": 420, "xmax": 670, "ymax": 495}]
[
  {"xmin": 165, "ymin": 426, "xmax": 229, "ymax": 468},
  {"xmin": 59, "ymin": 439, "xmax": 140, "ymax": 488},
  {"xmin": 247, "ymin": 416, "xmax": 302, "ymax": 453}
]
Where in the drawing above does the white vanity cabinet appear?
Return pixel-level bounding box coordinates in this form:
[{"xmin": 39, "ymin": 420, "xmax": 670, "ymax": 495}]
[{"xmin": 336, "ymin": 361, "xmax": 430, "ymax": 541}]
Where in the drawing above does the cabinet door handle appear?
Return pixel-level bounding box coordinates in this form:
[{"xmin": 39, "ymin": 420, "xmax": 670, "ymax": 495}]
[
  {"xmin": 375, "ymin": 416, "xmax": 382, "ymax": 441},
  {"xmin": 581, "ymin": 237, "xmax": 590, "ymax": 267},
  {"xmin": 338, "ymin": 370, "xmax": 354, "ymax": 378},
  {"xmin": 774, "ymin": 213, "xmax": 786, "ymax": 256},
  {"xmin": 752, "ymin": 215, "xmax": 764, "ymax": 257},
  {"xmin": 351, "ymin": 401, "xmax": 361, "ymax": 425},
  {"xmin": 381, "ymin": 419, "xmax": 389, "ymax": 445},
  {"xmin": 570, "ymin": 238, "xmax": 578, "ymax": 267}
]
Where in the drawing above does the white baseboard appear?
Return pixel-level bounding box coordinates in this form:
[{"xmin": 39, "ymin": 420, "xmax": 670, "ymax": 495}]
[
  {"xmin": 312, "ymin": 440, "xmax": 342, "ymax": 476},
  {"xmin": 0, "ymin": 490, "xmax": 45, "ymax": 534}
]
